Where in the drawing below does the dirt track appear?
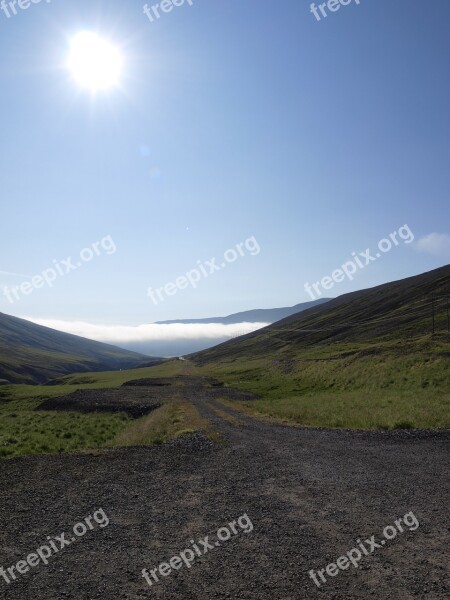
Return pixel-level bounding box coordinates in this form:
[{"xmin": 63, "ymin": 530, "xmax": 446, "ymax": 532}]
[{"xmin": 0, "ymin": 378, "xmax": 449, "ymax": 599}]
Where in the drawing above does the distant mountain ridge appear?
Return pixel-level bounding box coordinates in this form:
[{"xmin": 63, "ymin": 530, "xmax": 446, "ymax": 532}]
[
  {"xmin": 0, "ymin": 312, "xmax": 155, "ymax": 384},
  {"xmin": 155, "ymin": 298, "xmax": 331, "ymax": 325}
]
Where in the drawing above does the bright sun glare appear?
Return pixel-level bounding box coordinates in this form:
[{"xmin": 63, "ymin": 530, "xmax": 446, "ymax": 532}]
[{"xmin": 67, "ymin": 31, "xmax": 123, "ymax": 92}]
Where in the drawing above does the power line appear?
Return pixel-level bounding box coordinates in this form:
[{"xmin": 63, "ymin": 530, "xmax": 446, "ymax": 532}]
[{"xmin": 229, "ymin": 294, "xmax": 449, "ymax": 340}]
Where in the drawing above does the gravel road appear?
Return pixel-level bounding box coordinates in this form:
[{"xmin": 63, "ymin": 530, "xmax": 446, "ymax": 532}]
[{"xmin": 0, "ymin": 378, "xmax": 448, "ymax": 599}]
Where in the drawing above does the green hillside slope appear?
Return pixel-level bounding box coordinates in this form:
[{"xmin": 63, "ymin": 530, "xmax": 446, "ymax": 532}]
[
  {"xmin": 190, "ymin": 265, "xmax": 450, "ymax": 429},
  {"xmin": 193, "ymin": 265, "xmax": 450, "ymax": 363},
  {"xmin": 0, "ymin": 313, "xmax": 153, "ymax": 384}
]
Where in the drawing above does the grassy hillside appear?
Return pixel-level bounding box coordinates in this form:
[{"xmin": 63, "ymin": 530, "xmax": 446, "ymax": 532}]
[
  {"xmin": 0, "ymin": 341, "xmax": 448, "ymax": 460},
  {"xmin": 0, "ymin": 312, "xmax": 155, "ymax": 384},
  {"xmin": 192, "ymin": 265, "xmax": 450, "ymax": 363},
  {"xmin": 189, "ymin": 265, "xmax": 450, "ymax": 429},
  {"xmin": 1, "ymin": 266, "xmax": 449, "ymax": 460}
]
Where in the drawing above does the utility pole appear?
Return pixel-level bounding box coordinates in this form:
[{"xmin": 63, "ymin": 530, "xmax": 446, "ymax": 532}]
[
  {"xmin": 447, "ymin": 296, "xmax": 449, "ymax": 333},
  {"xmin": 431, "ymin": 295, "xmax": 435, "ymax": 335}
]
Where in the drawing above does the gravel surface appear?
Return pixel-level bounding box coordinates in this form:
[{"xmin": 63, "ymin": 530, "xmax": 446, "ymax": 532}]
[{"xmin": 0, "ymin": 378, "xmax": 448, "ymax": 600}]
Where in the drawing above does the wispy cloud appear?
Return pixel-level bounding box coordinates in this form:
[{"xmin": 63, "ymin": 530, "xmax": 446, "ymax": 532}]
[
  {"xmin": 0, "ymin": 270, "xmax": 31, "ymax": 278},
  {"xmin": 416, "ymin": 233, "xmax": 450, "ymax": 257}
]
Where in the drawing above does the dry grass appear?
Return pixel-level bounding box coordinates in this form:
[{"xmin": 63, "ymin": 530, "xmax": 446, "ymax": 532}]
[{"xmin": 114, "ymin": 400, "xmax": 221, "ymax": 447}]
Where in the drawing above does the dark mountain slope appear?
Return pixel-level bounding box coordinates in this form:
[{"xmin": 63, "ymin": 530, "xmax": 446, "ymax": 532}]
[
  {"xmin": 0, "ymin": 312, "xmax": 154, "ymax": 384},
  {"xmin": 192, "ymin": 265, "xmax": 450, "ymax": 364}
]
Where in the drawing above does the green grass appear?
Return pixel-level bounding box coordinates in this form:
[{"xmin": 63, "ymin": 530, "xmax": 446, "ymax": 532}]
[
  {"xmin": 1, "ymin": 266, "xmax": 448, "ymax": 457},
  {"xmin": 114, "ymin": 400, "xmax": 215, "ymax": 447},
  {"xmin": 1, "ymin": 339, "xmax": 448, "ymax": 460},
  {"xmin": 198, "ymin": 342, "xmax": 450, "ymax": 430},
  {"xmin": 0, "ymin": 409, "xmax": 130, "ymax": 459},
  {"xmin": 223, "ymin": 390, "xmax": 449, "ymax": 430},
  {"xmin": 208, "ymin": 348, "xmax": 450, "ymax": 397},
  {"xmin": 0, "ymin": 361, "xmax": 211, "ymax": 459}
]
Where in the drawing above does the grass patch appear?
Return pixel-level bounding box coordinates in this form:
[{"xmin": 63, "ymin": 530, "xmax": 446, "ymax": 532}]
[
  {"xmin": 115, "ymin": 400, "xmax": 220, "ymax": 446},
  {"xmin": 222, "ymin": 390, "xmax": 450, "ymax": 430},
  {"xmin": 199, "ymin": 346, "xmax": 450, "ymax": 430},
  {"xmin": 114, "ymin": 402, "xmax": 184, "ymax": 446},
  {"xmin": 0, "ymin": 410, "xmax": 130, "ymax": 459},
  {"xmin": 0, "ymin": 362, "xmax": 214, "ymax": 460}
]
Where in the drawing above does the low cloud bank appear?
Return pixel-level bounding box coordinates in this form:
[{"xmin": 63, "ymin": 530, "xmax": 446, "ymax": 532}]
[{"xmin": 26, "ymin": 319, "xmax": 269, "ymax": 357}]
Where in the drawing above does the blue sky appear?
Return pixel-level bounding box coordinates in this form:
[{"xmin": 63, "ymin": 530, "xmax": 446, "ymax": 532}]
[{"xmin": 1, "ymin": 0, "xmax": 449, "ymax": 340}]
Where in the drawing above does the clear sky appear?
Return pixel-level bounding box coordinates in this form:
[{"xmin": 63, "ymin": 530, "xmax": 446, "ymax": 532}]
[{"xmin": 1, "ymin": 0, "xmax": 449, "ymax": 333}]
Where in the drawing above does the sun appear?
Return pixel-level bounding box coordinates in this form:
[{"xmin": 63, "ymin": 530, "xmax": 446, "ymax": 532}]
[{"xmin": 67, "ymin": 31, "xmax": 123, "ymax": 92}]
